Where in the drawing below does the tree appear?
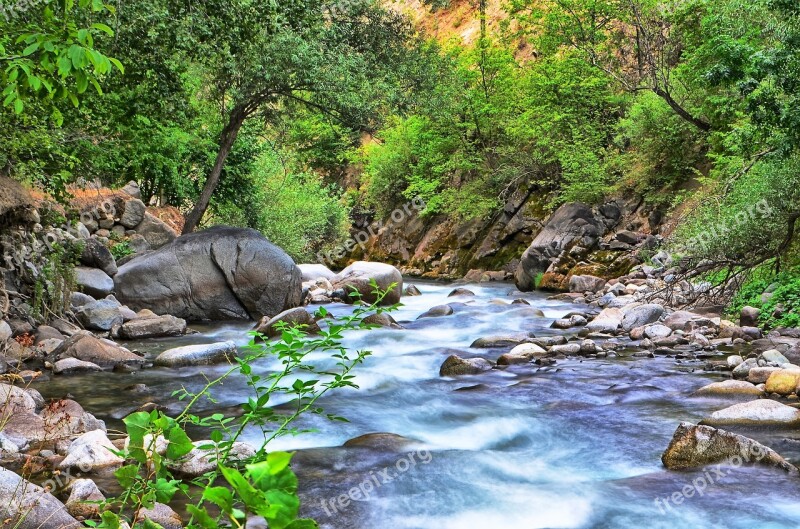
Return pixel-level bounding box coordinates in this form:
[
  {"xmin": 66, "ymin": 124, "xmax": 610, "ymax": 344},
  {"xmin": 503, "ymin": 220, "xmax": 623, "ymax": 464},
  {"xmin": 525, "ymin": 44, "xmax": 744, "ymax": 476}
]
[
  {"xmin": 0, "ymin": 0, "xmax": 122, "ymax": 123},
  {"xmin": 179, "ymin": 0, "xmax": 424, "ymax": 233},
  {"xmin": 512, "ymin": 0, "xmax": 711, "ymax": 131}
]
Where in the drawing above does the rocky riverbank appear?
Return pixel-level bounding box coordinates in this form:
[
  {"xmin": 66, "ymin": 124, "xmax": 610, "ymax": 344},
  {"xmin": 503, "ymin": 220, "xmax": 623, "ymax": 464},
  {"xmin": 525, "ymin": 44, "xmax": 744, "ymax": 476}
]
[{"xmin": 1, "ymin": 181, "xmax": 799, "ymax": 528}]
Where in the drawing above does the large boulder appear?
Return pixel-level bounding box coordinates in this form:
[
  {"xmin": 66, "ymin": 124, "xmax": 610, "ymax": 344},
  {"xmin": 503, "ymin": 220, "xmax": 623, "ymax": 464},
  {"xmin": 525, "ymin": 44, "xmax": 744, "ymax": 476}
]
[
  {"xmin": 514, "ymin": 203, "xmax": 606, "ymax": 291},
  {"xmin": 55, "ymin": 334, "xmax": 146, "ymax": 370},
  {"xmin": 114, "ymin": 226, "xmax": 302, "ymax": 320},
  {"xmin": 79, "ymin": 238, "xmax": 118, "ymax": 276},
  {"xmin": 155, "ymin": 341, "xmax": 236, "ymax": 367},
  {"xmin": 331, "ymin": 261, "xmax": 403, "ymax": 306},
  {"xmin": 0, "ymin": 468, "xmax": 81, "ymax": 528},
  {"xmin": 661, "ymin": 422, "xmax": 796, "ymax": 472},
  {"xmin": 133, "ymin": 212, "xmax": 177, "ymax": 249},
  {"xmin": 75, "ymin": 266, "xmax": 114, "ymax": 298}
]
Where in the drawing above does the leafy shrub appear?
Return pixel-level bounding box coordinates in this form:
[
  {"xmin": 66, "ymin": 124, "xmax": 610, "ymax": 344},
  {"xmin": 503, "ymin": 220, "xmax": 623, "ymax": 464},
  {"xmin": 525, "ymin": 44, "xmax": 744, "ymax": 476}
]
[{"xmin": 99, "ymin": 284, "xmax": 398, "ymax": 528}]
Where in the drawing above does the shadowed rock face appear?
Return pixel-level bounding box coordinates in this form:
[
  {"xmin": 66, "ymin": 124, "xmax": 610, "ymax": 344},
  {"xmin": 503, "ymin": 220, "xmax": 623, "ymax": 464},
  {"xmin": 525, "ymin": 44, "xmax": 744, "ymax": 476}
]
[
  {"xmin": 514, "ymin": 203, "xmax": 607, "ymax": 291},
  {"xmin": 114, "ymin": 226, "xmax": 302, "ymax": 321}
]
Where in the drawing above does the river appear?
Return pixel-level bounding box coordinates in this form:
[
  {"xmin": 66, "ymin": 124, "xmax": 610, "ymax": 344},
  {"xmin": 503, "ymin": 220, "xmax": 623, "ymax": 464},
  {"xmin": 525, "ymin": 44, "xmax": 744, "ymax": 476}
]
[{"xmin": 35, "ymin": 281, "xmax": 800, "ymax": 529}]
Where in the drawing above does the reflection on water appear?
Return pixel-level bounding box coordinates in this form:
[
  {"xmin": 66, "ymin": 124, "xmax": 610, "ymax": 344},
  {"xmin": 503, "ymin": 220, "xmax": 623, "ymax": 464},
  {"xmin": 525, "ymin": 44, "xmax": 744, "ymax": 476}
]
[{"xmin": 34, "ymin": 281, "xmax": 800, "ymax": 528}]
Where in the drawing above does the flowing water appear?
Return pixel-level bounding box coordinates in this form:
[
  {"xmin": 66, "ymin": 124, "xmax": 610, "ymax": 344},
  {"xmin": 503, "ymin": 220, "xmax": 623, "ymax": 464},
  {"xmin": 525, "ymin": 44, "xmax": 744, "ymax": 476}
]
[{"xmin": 34, "ymin": 281, "xmax": 800, "ymax": 529}]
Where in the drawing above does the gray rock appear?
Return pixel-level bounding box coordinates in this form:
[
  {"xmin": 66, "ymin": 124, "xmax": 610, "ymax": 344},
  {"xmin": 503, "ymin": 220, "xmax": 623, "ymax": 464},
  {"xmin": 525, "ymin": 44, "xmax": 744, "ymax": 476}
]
[
  {"xmin": 119, "ymin": 198, "xmax": 146, "ymax": 228},
  {"xmin": 762, "ymin": 349, "xmax": 790, "ymax": 365},
  {"xmin": 568, "ymin": 274, "xmax": 607, "ymax": 293},
  {"xmin": 135, "ymin": 502, "xmax": 183, "ymax": 529},
  {"xmin": 662, "ymin": 422, "xmax": 796, "ymax": 472},
  {"xmin": 515, "ymin": 203, "xmax": 606, "ymax": 291},
  {"xmin": 332, "ymin": 261, "xmax": 403, "ymax": 306},
  {"xmin": 448, "ymin": 288, "xmax": 475, "ymax": 297},
  {"xmin": 60, "ymin": 429, "xmax": 124, "ymax": 470},
  {"xmin": 119, "ymin": 314, "xmax": 186, "ymax": 339},
  {"xmin": 70, "ymin": 291, "xmax": 95, "ymax": 309},
  {"xmin": 702, "ymin": 400, "xmax": 800, "ymax": 426},
  {"xmin": 732, "ymin": 358, "xmax": 758, "ymax": 379},
  {"xmin": 550, "ymin": 343, "xmax": 582, "ymax": 355},
  {"xmin": 169, "ymin": 441, "xmax": 255, "ymax": 477},
  {"xmin": 115, "ymin": 226, "xmax": 302, "ymax": 320},
  {"xmin": 65, "ymin": 478, "xmax": 106, "ymax": 519},
  {"xmin": 404, "ymin": 285, "xmax": 422, "ymax": 296},
  {"xmin": 470, "ymin": 335, "xmax": 531, "ymax": 348},
  {"xmin": 79, "ymin": 238, "xmax": 118, "ymax": 276},
  {"xmin": 254, "ymin": 307, "xmax": 320, "ymax": 338},
  {"xmin": 644, "ymin": 324, "xmax": 672, "ymax": 340},
  {"xmin": 497, "ymin": 343, "xmax": 548, "ymax": 365},
  {"xmin": 155, "ymin": 341, "xmax": 236, "ymax": 367},
  {"xmin": 0, "ymin": 468, "xmax": 81, "ymax": 528},
  {"xmin": 664, "ymin": 311, "xmax": 716, "ymax": 332},
  {"xmin": 133, "ymin": 212, "xmax": 177, "ymax": 249},
  {"xmin": 53, "ymin": 358, "xmax": 104, "ymax": 375},
  {"xmin": 693, "ymin": 380, "xmax": 764, "ymax": 396},
  {"xmin": 75, "ymin": 297, "xmax": 123, "ymax": 331},
  {"xmin": 298, "ymin": 263, "xmax": 336, "ymax": 282},
  {"xmin": 75, "ymin": 266, "xmax": 114, "ymax": 298},
  {"xmin": 0, "ymin": 320, "xmax": 11, "ymax": 342},
  {"xmin": 586, "ymin": 308, "xmax": 623, "ymax": 334},
  {"xmin": 362, "ymin": 313, "xmax": 402, "ymax": 329},
  {"xmin": 55, "ymin": 334, "xmax": 145, "ymax": 370},
  {"xmin": 621, "ymin": 304, "xmax": 665, "ymax": 332},
  {"xmin": 121, "ymin": 180, "xmax": 141, "ymax": 199},
  {"xmin": 418, "ymin": 305, "xmax": 454, "ymax": 319},
  {"xmin": 439, "ymin": 355, "xmax": 494, "ymax": 376},
  {"xmin": 740, "ymin": 306, "xmax": 761, "ymax": 327}
]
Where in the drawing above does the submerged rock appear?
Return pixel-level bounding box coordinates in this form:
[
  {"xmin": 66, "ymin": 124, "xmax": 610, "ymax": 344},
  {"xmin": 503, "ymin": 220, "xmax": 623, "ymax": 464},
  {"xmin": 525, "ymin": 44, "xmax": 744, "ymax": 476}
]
[
  {"xmin": 417, "ymin": 305, "xmax": 454, "ymax": 319},
  {"xmin": 439, "ymin": 355, "xmax": 493, "ymax": 376},
  {"xmin": 693, "ymin": 380, "xmax": 764, "ymax": 397},
  {"xmin": 662, "ymin": 422, "xmax": 797, "ymax": 472},
  {"xmin": 361, "ymin": 313, "xmax": 402, "ymax": 329},
  {"xmin": 470, "ymin": 335, "xmax": 531, "ymax": 348},
  {"xmin": 448, "ymin": 288, "xmax": 475, "ymax": 297}
]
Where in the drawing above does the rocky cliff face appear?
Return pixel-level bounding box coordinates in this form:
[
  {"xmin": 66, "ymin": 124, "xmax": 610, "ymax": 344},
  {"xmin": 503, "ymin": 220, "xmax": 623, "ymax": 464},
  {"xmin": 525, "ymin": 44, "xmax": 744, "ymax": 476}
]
[{"xmin": 339, "ymin": 181, "xmax": 667, "ymax": 289}]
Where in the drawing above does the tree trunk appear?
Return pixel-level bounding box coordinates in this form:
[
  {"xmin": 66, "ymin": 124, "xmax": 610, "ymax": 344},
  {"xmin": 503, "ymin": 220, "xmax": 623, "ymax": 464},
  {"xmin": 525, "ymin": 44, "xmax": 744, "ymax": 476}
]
[
  {"xmin": 182, "ymin": 106, "xmax": 248, "ymax": 234},
  {"xmin": 653, "ymin": 87, "xmax": 711, "ymax": 132}
]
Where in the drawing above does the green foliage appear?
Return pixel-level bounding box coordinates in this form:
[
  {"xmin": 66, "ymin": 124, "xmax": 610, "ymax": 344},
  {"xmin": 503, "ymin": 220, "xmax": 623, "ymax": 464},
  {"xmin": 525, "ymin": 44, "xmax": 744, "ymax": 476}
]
[
  {"xmin": 99, "ymin": 284, "xmax": 398, "ymax": 528},
  {"xmin": 110, "ymin": 241, "xmax": 133, "ymax": 261},
  {"xmin": 31, "ymin": 239, "xmax": 82, "ymax": 322},
  {"xmin": 615, "ymin": 93, "xmax": 706, "ymax": 203},
  {"xmin": 212, "ymin": 148, "xmax": 351, "ymax": 262},
  {"xmin": 760, "ymin": 273, "xmax": 800, "ymax": 329},
  {"xmin": 0, "ymin": 0, "xmax": 123, "ymax": 120}
]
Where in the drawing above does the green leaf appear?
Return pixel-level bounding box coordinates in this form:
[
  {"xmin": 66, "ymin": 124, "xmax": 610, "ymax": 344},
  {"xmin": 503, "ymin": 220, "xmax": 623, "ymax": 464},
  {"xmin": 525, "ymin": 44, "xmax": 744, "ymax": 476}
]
[
  {"xmin": 202, "ymin": 486, "xmax": 233, "ymax": 512},
  {"xmin": 113, "ymin": 464, "xmax": 140, "ymax": 488},
  {"xmin": 22, "ymin": 42, "xmax": 39, "ymax": 56},
  {"xmin": 13, "ymin": 99, "xmax": 23, "ymax": 114},
  {"xmin": 91, "ymin": 23, "xmax": 114, "ymax": 35},
  {"xmin": 186, "ymin": 506, "xmax": 218, "ymax": 529},
  {"xmin": 165, "ymin": 425, "xmax": 194, "ymax": 459}
]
